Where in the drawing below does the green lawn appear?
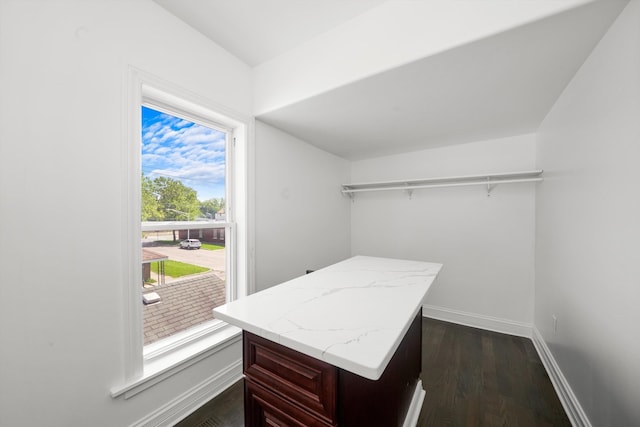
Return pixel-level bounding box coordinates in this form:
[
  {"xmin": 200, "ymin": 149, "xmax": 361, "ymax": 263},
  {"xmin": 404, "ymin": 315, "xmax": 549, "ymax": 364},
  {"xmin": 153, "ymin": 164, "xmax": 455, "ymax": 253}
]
[
  {"xmin": 151, "ymin": 260, "xmax": 209, "ymax": 278},
  {"xmin": 147, "ymin": 239, "xmax": 224, "ymax": 251},
  {"xmin": 201, "ymin": 242, "xmax": 224, "ymax": 251}
]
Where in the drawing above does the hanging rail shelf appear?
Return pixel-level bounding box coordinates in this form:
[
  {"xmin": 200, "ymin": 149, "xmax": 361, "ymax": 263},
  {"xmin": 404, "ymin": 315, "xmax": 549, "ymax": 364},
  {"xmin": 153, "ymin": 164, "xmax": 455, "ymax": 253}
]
[{"xmin": 341, "ymin": 170, "xmax": 543, "ymax": 199}]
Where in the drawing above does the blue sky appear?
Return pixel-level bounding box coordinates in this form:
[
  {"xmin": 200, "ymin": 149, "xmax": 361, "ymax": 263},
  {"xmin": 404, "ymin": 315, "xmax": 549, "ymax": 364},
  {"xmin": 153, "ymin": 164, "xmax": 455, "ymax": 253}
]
[{"xmin": 141, "ymin": 106, "xmax": 226, "ymax": 201}]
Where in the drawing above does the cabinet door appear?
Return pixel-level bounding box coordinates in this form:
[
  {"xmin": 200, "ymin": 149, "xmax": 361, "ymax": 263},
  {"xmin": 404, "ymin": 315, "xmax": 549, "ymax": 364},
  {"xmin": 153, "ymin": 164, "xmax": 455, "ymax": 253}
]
[
  {"xmin": 245, "ymin": 379, "xmax": 331, "ymax": 427},
  {"xmin": 244, "ymin": 332, "xmax": 337, "ymax": 424}
]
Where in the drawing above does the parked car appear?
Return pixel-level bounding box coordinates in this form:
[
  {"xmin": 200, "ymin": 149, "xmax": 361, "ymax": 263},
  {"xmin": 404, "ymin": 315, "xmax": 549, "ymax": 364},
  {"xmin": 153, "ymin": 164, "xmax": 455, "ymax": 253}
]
[{"xmin": 180, "ymin": 238, "xmax": 202, "ymax": 249}]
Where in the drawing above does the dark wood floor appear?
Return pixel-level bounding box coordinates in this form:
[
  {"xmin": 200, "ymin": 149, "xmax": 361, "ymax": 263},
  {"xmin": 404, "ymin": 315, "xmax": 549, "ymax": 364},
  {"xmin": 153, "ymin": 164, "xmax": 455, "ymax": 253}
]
[
  {"xmin": 417, "ymin": 319, "xmax": 570, "ymax": 427},
  {"xmin": 176, "ymin": 318, "xmax": 570, "ymax": 427}
]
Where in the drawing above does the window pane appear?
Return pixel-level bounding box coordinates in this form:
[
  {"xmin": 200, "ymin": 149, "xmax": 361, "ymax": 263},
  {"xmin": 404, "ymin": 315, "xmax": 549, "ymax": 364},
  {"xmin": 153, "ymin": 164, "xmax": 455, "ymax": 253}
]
[
  {"xmin": 141, "ymin": 106, "xmax": 227, "ymax": 346},
  {"xmin": 141, "ymin": 228, "xmax": 226, "ymax": 345}
]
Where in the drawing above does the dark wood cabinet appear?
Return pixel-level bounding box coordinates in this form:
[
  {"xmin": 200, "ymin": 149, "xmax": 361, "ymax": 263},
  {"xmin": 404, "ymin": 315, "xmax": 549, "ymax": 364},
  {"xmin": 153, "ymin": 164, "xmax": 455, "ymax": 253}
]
[
  {"xmin": 243, "ymin": 310, "xmax": 423, "ymax": 427},
  {"xmin": 244, "ymin": 331, "xmax": 338, "ymax": 425},
  {"xmin": 245, "ymin": 379, "xmax": 333, "ymax": 427}
]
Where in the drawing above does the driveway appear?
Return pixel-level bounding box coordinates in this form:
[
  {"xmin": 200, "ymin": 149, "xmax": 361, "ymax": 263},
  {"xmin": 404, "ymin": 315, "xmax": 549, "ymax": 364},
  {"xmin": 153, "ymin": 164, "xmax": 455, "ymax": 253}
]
[{"xmin": 143, "ymin": 241, "xmax": 226, "ymax": 272}]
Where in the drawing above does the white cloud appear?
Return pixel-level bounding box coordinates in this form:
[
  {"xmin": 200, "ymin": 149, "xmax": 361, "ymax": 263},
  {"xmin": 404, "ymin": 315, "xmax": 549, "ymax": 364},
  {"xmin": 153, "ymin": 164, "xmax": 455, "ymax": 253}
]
[{"xmin": 141, "ymin": 109, "xmax": 227, "ymax": 196}]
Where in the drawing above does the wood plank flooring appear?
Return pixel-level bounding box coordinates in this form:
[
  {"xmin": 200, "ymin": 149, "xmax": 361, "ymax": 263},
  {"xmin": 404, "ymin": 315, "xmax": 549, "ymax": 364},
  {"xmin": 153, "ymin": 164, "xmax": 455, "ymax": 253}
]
[
  {"xmin": 418, "ymin": 319, "xmax": 570, "ymax": 427},
  {"xmin": 176, "ymin": 318, "xmax": 570, "ymax": 427},
  {"xmin": 175, "ymin": 380, "xmax": 244, "ymax": 427}
]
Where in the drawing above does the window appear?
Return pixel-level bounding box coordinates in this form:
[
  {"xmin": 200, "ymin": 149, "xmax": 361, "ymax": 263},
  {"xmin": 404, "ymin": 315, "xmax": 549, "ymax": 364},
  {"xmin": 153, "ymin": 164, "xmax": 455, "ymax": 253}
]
[
  {"xmin": 140, "ymin": 104, "xmax": 229, "ymax": 346},
  {"xmin": 114, "ymin": 69, "xmax": 253, "ymax": 397}
]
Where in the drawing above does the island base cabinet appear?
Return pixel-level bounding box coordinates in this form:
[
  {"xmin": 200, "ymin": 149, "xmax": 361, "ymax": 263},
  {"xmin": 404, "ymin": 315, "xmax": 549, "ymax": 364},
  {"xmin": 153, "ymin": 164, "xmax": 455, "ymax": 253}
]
[
  {"xmin": 338, "ymin": 310, "xmax": 422, "ymax": 426},
  {"xmin": 245, "ymin": 379, "xmax": 334, "ymax": 427},
  {"xmin": 243, "ymin": 310, "xmax": 423, "ymax": 427}
]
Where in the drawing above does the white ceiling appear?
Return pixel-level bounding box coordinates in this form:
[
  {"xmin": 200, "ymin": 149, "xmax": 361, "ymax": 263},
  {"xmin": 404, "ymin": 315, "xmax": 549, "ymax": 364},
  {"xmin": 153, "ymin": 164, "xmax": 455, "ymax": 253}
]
[
  {"xmin": 154, "ymin": 0, "xmax": 387, "ymax": 67},
  {"xmin": 154, "ymin": 0, "xmax": 627, "ymax": 160}
]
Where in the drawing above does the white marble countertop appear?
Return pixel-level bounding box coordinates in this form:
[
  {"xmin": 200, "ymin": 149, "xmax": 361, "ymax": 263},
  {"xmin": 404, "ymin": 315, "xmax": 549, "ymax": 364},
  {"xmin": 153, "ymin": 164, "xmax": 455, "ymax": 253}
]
[{"xmin": 213, "ymin": 255, "xmax": 442, "ymax": 380}]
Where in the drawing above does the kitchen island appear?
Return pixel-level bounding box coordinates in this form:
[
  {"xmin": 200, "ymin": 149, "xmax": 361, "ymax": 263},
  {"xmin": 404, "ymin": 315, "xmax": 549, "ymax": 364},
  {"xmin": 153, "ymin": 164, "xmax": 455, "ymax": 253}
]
[{"xmin": 213, "ymin": 256, "xmax": 442, "ymax": 426}]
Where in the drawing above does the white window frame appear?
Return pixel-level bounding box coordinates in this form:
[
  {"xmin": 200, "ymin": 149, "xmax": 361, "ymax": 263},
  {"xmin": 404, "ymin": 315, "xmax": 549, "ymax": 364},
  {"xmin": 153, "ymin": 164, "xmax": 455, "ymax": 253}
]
[{"xmin": 112, "ymin": 68, "xmax": 254, "ymax": 399}]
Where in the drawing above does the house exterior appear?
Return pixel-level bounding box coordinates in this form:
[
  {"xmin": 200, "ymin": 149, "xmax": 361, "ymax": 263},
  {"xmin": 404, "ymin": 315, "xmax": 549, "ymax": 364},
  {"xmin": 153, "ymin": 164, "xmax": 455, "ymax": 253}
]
[
  {"xmin": 178, "ymin": 227, "xmax": 225, "ymax": 244},
  {"xmin": 141, "ymin": 248, "xmax": 168, "ymax": 286}
]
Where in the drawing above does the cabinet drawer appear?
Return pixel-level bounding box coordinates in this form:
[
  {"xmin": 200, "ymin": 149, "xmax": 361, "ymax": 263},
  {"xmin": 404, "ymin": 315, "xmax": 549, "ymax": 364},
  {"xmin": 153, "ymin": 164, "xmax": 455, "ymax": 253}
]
[
  {"xmin": 245, "ymin": 379, "xmax": 332, "ymax": 427},
  {"xmin": 244, "ymin": 332, "xmax": 337, "ymax": 425}
]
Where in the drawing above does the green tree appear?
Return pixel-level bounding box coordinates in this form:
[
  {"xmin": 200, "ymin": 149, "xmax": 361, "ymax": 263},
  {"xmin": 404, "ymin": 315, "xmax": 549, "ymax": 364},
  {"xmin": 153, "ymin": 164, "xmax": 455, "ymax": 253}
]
[
  {"xmin": 200, "ymin": 197, "xmax": 225, "ymax": 219},
  {"xmin": 154, "ymin": 176, "xmax": 200, "ymax": 220},
  {"xmin": 142, "ymin": 176, "xmax": 200, "ymax": 241},
  {"xmin": 141, "ymin": 175, "xmax": 201, "ymax": 224},
  {"xmin": 141, "ymin": 174, "xmax": 162, "ymax": 220}
]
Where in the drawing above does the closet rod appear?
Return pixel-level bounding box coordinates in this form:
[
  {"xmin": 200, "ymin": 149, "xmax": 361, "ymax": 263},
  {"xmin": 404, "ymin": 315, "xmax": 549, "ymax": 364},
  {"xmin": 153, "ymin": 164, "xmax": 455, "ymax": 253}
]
[
  {"xmin": 341, "ymin": 170, "xmax": 544, "ymax": 197},
  {"xmin": 341, "ymin": 177, "xmax": 542, "ymax": 194}
]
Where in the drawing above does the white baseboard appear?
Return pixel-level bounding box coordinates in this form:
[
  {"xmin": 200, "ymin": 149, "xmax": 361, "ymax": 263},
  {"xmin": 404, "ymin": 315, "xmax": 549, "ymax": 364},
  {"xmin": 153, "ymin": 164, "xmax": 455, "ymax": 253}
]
[
  {"xmin": 131, "ymin": 310, "xmax": 589, "ymax": 427},
  {"xmin": 422, "ymin": 304, "xmax": 590, "ymax": 427},
  {"xmin": 402, "ymin": 380, "xmax": 426, "ymax": 427},
  {"xmin": 131, "ymin": 359, "xmax": 243, "ymax": 427},
  {"xmin": 422, "ymin": 304, "xmax": 533, "ymax": 338},
  {"xmin": 532, "ymin": 327, "xmax": 591, "ymax": 427}
]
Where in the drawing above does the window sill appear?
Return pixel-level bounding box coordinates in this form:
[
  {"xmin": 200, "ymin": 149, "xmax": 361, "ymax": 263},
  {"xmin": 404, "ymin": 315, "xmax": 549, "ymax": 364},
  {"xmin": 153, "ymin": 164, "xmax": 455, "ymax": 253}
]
[{"xmin": 111, "ymin": 322, "xmax": 242, "ymax": 399}]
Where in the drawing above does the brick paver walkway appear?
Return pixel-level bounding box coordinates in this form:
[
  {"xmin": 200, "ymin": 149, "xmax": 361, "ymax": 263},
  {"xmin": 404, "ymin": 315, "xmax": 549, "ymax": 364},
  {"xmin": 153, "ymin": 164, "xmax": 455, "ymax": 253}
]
[{"xmin": 143, "ymin": 272, "xmax": 226, "ymax": 345}]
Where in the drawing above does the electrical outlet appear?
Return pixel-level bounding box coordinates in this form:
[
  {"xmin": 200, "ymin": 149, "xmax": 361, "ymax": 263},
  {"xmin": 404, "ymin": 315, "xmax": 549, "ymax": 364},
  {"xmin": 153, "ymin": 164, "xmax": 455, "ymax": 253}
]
[{"xmin": 552, "ymin": 314, "xmax": 558, "ymax": 334}]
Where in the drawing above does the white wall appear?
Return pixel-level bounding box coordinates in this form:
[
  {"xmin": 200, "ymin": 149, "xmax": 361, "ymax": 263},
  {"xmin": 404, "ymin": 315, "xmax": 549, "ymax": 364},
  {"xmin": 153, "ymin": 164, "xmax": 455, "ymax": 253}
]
[
  {"xmin": 2, "ymin": 1, "xmax": 637, "ymax": 425},
  {"xmin": 535, "ymin": 2, "xmax": 640, "ymax": 426},
  {"xmin": 0, "ymin": 1, "xmax": 251, "ymax": 426},
  {"xmin": 350, "ymin": 135, "xmax": 537, "ymax": 331},
  {"xmin": 254, "ymin": 121, "xmax": 351, "ymax": 291}
]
